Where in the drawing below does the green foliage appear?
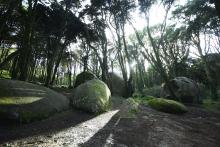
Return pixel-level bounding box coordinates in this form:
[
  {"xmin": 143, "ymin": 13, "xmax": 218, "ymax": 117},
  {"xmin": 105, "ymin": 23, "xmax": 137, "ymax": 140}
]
[
  {"xmin": 172, "ymin": 0, "xmax": 219, "ymax": 36},
  {"xmin": 148, "ymin": 98, "xmax": 188, "ymax": 114},
  {"xmin": 202, "ymin": 99, "xmax": 220, "ymax": 112},
  {"xmin": 74, "ymin": 71, "xmax": 96, "ymax": 88},
  {"xmin": 0, "ymin": 70, "xmax": 11, "ymax": 79}
]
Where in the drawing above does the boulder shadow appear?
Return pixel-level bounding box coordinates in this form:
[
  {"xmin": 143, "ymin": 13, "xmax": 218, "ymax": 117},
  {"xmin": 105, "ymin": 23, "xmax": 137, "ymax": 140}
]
[{"xmin": 0, "ymin": 108, "xmax": 95, "ymax": 144}]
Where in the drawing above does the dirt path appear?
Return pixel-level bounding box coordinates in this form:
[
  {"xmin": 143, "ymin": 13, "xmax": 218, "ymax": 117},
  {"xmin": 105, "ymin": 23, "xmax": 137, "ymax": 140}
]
[{"xmin": 0, "ymin": 92, "xmax": 220, "ymax": 147}]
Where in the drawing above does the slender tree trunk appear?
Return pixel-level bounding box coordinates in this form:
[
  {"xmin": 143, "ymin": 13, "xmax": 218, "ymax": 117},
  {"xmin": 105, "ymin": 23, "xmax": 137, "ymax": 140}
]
[
  {"xmin": 45, "ymin": 59, "xmax": 54, "ymax": 86},
  {"xmin": 50, "ymin": 48, "xmax": 64, "ymax": 85},
  {"xmin": 11, "ymin": 56, "xmax": 19, "ymax": 79},
  {"xmin": 67, "ymin": 63, "xmax": 72, "ymax": 88},
  {"xmin": 122, "ymin": 27, "xmax": 134, "ymax": 97}
]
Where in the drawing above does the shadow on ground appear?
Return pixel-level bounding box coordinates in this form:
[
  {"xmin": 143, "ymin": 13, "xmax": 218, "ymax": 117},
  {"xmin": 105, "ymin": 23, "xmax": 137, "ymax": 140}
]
[
  {"xmin": 79, "ymin": 112, "xmax": 150, "ymax": 147},
  {"xmin": 80, "ymin": 105, "xmax": 220, "ymax": 147},
  {"xmin": 0, "ymin": 109, "xmax": 95, "ymax": 144}
]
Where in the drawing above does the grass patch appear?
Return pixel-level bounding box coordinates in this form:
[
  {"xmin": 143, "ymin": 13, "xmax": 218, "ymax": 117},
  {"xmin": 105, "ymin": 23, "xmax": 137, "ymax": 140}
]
[
  {"xmin": 202, "ymin": 99, "xmax": 220, "ymax": 112},
  {"xmin": 148, "ymin": 98, "xmax": 187, "ymax": 114}
]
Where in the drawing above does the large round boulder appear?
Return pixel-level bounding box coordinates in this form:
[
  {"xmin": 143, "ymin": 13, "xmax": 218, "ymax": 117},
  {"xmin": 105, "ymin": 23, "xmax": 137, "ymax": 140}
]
[
  {"xmin": 0, "ymin": 79, "xmax": 69, "ymax": 123},
  {"xmin": 160, "ymin": 77, "xmax": 200, "ymax": 103},
  {"xmin": 107, "ymin": 72, "xmax": 126, "ymax": 97},
  {"xmin": 71, "ymin": 79, "xmax": 111, "ymax": 113},
  {"xmin": 74, "ymin": 71, "xmax": 96, "ymax": 88}
]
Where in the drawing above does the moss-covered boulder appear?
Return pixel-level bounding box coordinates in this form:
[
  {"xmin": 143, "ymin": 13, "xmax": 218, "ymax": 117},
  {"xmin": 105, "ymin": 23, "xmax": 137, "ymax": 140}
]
[
  {"xmin": 74, "ymin": 71, "xmax": 96, "ymax": 88},
  {"xmin": 71, "ymin": 79, "xmax": 111, "ymax": 113},
  {"xmin": 148, "ymin": 98, "xmax": 187, "ymax": 114},
  {"xmin": 0, "ymin": 79, "xmax": 69, "ymax": 123}
]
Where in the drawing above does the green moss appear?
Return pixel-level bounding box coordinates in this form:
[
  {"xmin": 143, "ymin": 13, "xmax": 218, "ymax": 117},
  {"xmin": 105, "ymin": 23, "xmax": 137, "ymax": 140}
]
[
  {"xmin": 202, "ymin": 99, "xmax": 220, "ymax": 112},
  {"xmin": 148, "ymin": 98, "xmax": 187, "ymax": 114},
  {"xmin": 74, "ymin": 71, "xmax": 96, "ymax": 88},
  {"xmin": 0, "ymin": 97, "xmax": 43, "ymax": 105}
]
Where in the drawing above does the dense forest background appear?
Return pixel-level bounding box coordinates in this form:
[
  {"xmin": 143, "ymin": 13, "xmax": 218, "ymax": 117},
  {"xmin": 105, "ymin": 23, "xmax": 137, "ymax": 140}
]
[{"xmin": 0, "ymin": 0, "xmax": 220, "ymax": 100}]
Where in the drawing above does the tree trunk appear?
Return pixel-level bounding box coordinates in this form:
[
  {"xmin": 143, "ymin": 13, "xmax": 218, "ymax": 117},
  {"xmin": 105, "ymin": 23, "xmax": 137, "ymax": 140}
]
[
  {"xmin": 18, "ymin": 0, "xmax": 37, "ymax": 81},
  {"xmin": 122, "ymin": 30, "xmax": 134, "ymax": 97},
  {"xmin": 50, "ymin": 48, "xmax": 64, "ymax": 85},
  {"xmin": 10, "ymin": 56, "xmax": 19, "ymax": 79}
]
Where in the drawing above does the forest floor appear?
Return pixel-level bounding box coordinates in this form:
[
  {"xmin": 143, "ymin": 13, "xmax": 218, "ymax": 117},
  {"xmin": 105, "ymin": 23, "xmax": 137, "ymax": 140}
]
[{"xmin": 0, "ymin": 88, "xmax": 220, "ymax": 147}]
